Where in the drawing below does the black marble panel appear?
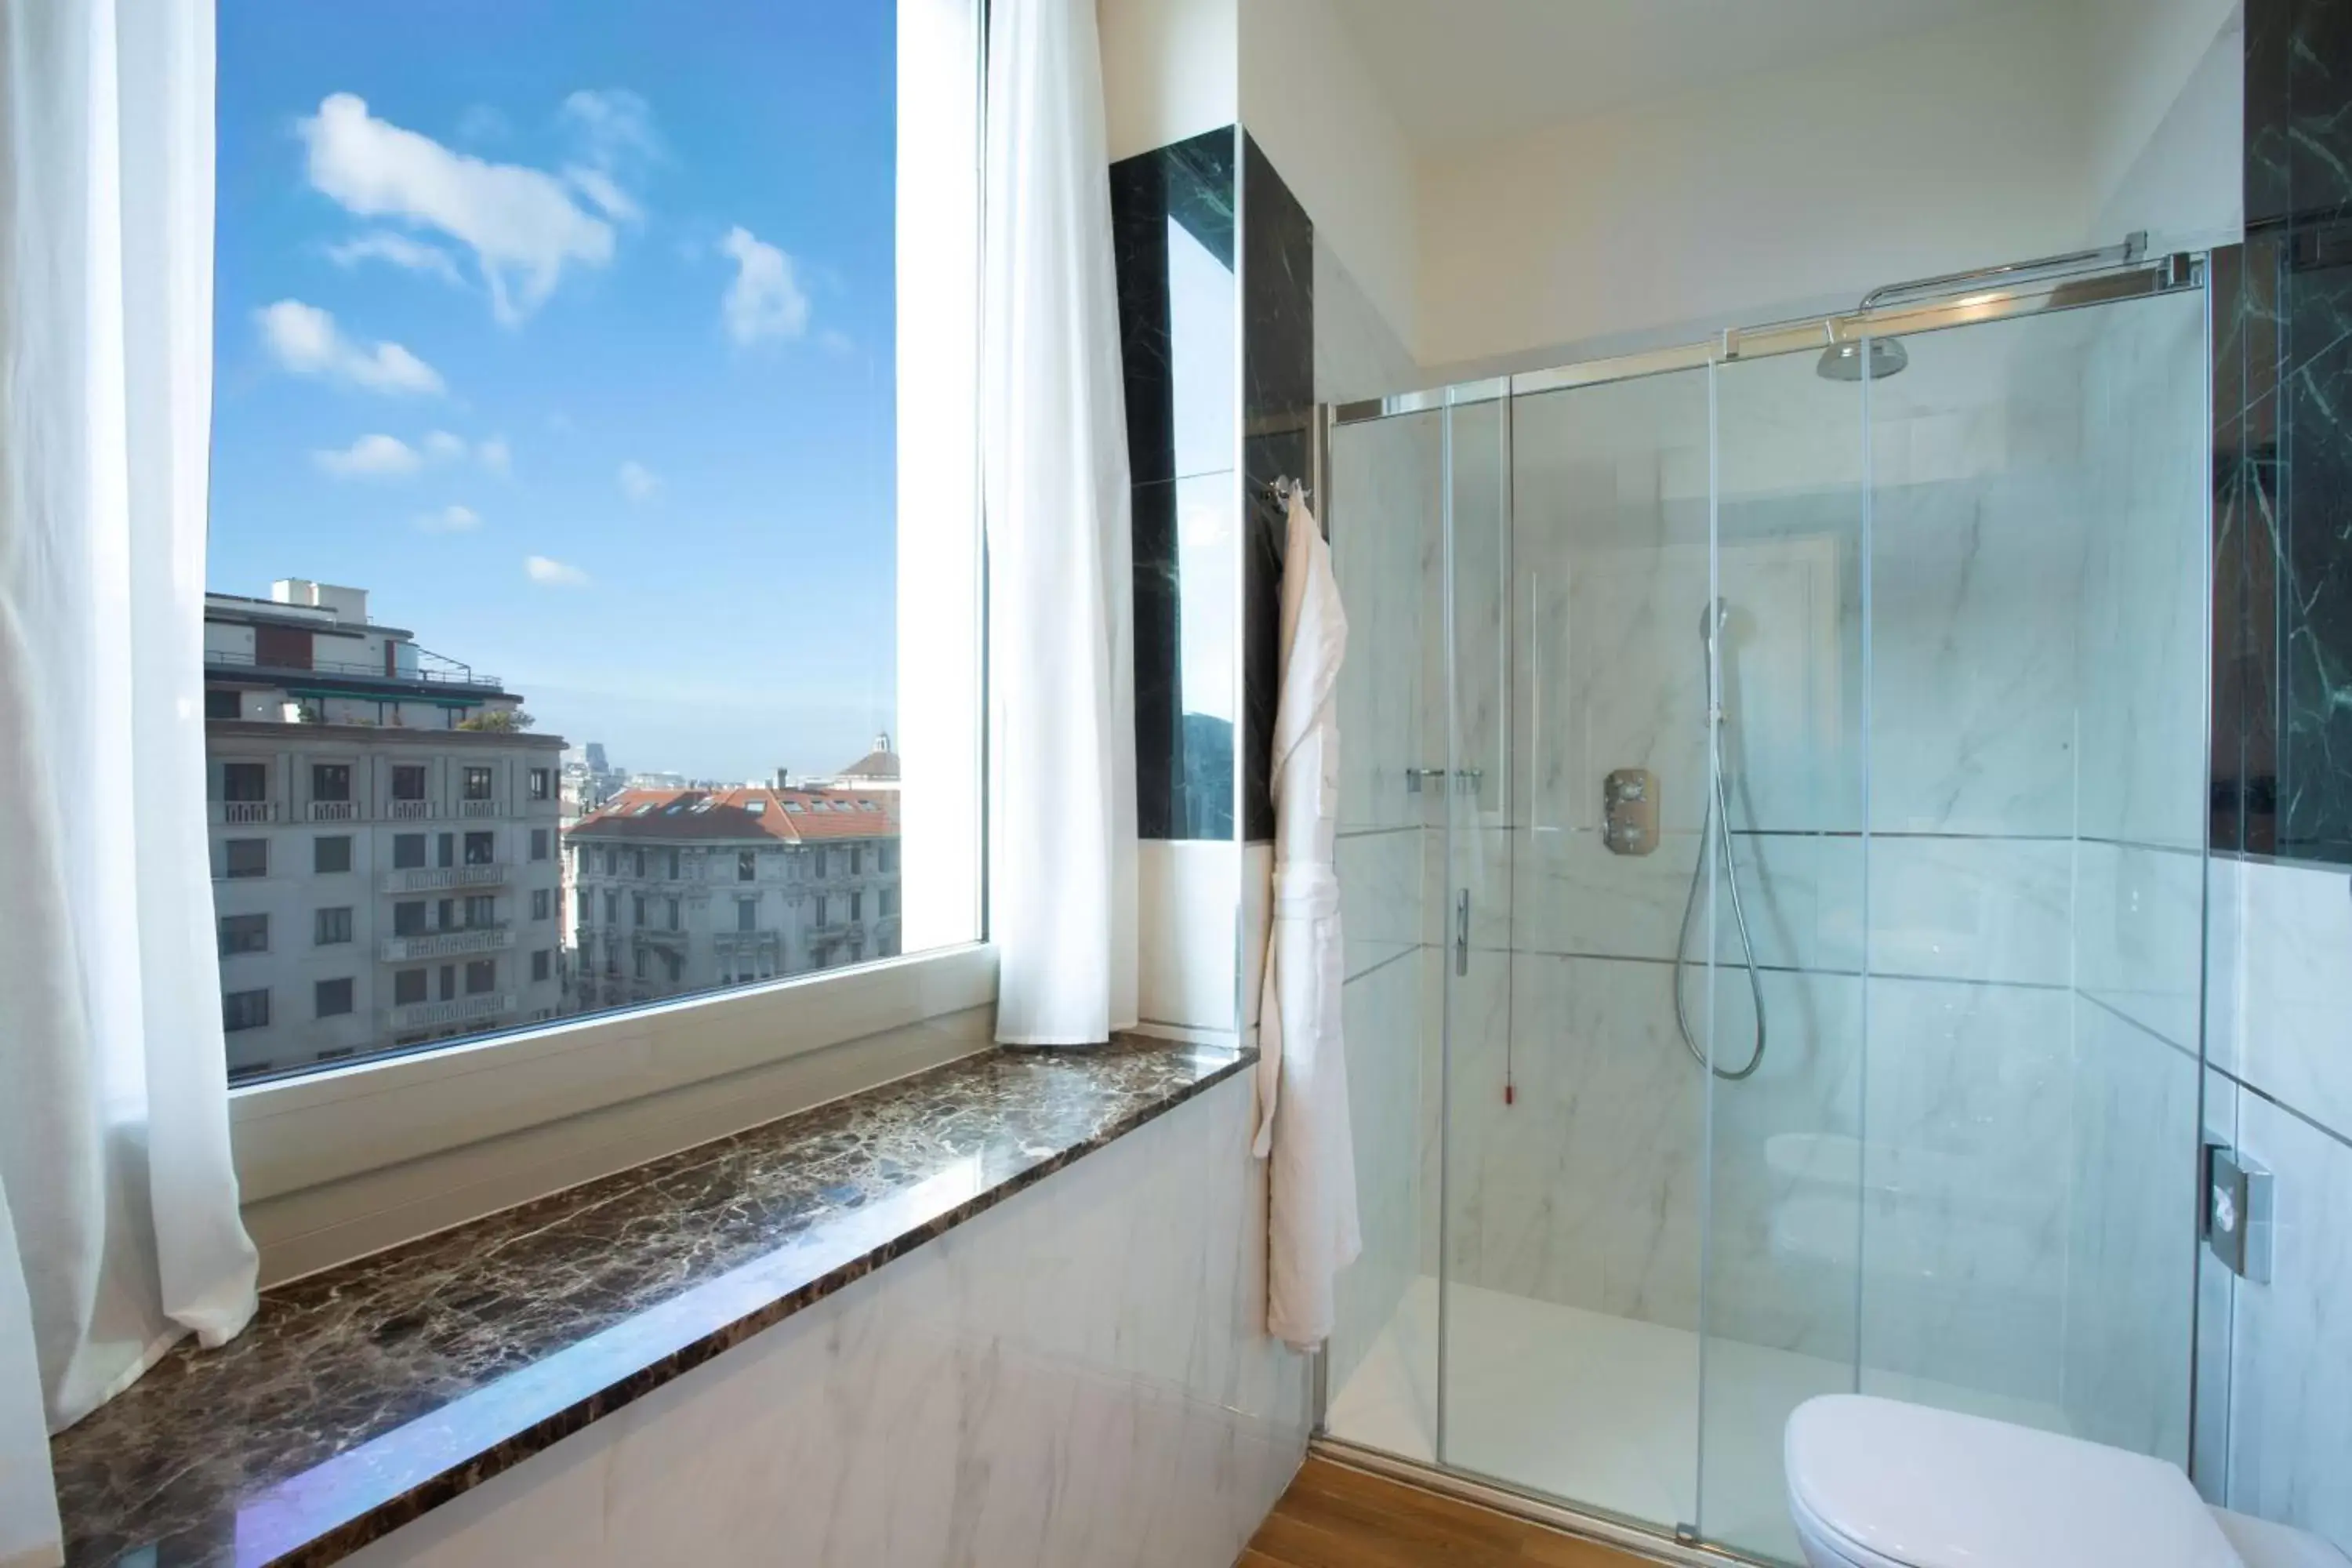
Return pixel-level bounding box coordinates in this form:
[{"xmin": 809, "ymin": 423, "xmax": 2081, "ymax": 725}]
[
  {"xmin": 1240, "ymin": 133, "xmax": 1313, "ymax": 844},
  {"xmin": 1112, "ymin": 129, "xmax": 1240, "ymax": 841},
  {"xmin": 2227, "ymin": 0, "xmax": 2352, "ymax": 863},
  {"xmin": 49, "ymin": 1036, "xmax": 1250, "ymax": 1567}
]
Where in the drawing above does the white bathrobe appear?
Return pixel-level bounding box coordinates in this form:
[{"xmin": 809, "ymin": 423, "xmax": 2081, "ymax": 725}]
[{"xmin": 1254, "ymin": 485, "xmax": 1363, "ymax": 1350}]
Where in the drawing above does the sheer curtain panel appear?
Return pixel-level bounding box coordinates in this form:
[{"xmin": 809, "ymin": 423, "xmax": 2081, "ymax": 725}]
[
  {"xmin": 981, "ymin": 0, "xmax": 1141, "ymax": 1045},
  {"xmin": 2, "ymin": 2, "xmax": 259, "ymax": 1561}
]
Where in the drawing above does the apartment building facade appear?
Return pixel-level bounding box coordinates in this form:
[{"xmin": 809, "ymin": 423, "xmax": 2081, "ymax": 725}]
[
  {"xmin": 205, "ymin": 580, "xmax": 567, "ymax": 1080},
  {"xmin": 566, "ymin": 785, "xmax": 901, "ymax": 1014}
]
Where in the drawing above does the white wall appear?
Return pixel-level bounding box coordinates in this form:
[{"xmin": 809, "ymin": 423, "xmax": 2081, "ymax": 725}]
[
  {"xmin": 1412, "ymin": 4, "xmax": 2100, "ymax": 369},
  {"xmin": 1098, "ymin": 0, "xmax": 1235, "ymax": 162},
  {"xmin": 2092, "ymin": 2, "xmax": 2244, "ymax": 249},
  {"xmin": 347, "ymin": 1072, "xmax": 1311, "ymax": 1568},
  {"xmin": 1238, "ymin": 0, "xmax": 1418, "ymax": 353},
  {"xmin": 2083, "ymin": 0, "xmax": 2242, "ymax": 234}
]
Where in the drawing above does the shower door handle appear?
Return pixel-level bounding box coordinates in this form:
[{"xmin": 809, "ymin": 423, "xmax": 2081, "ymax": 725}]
[{"xmin": 1454, "ymin": 890, "xmax": 1470, "ymax": 976}]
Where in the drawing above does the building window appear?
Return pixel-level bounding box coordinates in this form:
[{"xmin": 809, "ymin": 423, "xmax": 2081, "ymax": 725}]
[
  {"xmin": 666, "ymin": 897, "xmax": 681, "ymax": 931},
  {"xmin": 849, "ymin": 891, "xmax": 862, "ymax": 922},
  {"xmin": 736, "ymin": 898, "xmax": 757, "ymax": 933},
  {"xmin": 849, "ymin": 846, "xmax": 863, "ymax": 876},
  {"xmin": 314, "ymin": 906, "xmax": 354, "ymax": 946},
  {"xmin": 633, "ymin": 948, "xmax": 650, "ymax": 980},
  {"xmin": 532, "ymin": 949, "xmax": 553, "ymax": 983},
  {"xmin": 464, "ymin": 959, "xmax": 496, "ymax": 996},
  {"xmin": 575, "ymin": 888, "xmax": 590, "ymax": 924},
  {"xmin": 394, "ymin": 901, "xmax": 426, "ymax": 937},
  {"xmin": 631, "ymin": 894, "xmax": 647, "ymax": 926},
  {"xmin": 218, "ymin": 913, "xmax": 269, "ymax": 956},
  {"xmin": 205, "ymin": 689, "xmax": 241, "ymax": 720},
  {"xmin": 314, "ymin": 835, "xmax": 353, "ymax": 874},
  {"xmin": 463, "ymin": 894, "xmax": 497, "ymax": 927},
  {"xmin": 438, "ymin": 965, "xmax": 456, "ymax": 1001},
  {"xmin": 880, "ymin": 886, "xmax": 899, "ymax": 917},
  {"xmin": 223, "ymin": 839, "xmax": 267, "ymax": 878},
  {"xmin": 222, "ymin": 989, "xmax": 270, "ymax": 1032},
  {"xmin": 602, "ymin": 890, "xmax": 619, "ymax": 924},
  {"xmin": 203, "ymin": 5, "xmax": 982, "ymax": 1087},
  {"xmin": 315, "ymin": 978, "xmax": 355, "ymax": 1018},
  {"xmin": 813, "ymin": 893, "xmax": 829, "ymax": 926},
  {"xmin": 220, "ymin": 761, "xmax": 267, "ymax": 802},
  {"xmin": 879, "ymin": 842, "xmax": 898, "ymax": 874},
  {"xmin": 394, "ymin": 969, "xmax": 426, "ymax": 1006}
]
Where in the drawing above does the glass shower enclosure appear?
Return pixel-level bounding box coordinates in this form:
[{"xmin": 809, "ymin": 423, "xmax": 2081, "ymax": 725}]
[{"xmin": 1320, "ymin": 252, "xmax": 2213, "ymax": 1563}]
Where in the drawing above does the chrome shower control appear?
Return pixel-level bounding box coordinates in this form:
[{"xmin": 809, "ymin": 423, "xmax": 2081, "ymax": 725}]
[{"xmin": 1602, "ymin": 768, "xmax": 1658, "ymax": 855}]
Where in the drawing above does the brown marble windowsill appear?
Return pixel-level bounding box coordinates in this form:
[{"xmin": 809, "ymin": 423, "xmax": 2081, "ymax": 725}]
[{"xmin": 50, "ymin": 1033, "xmax": 1251, "ymax": 1567}]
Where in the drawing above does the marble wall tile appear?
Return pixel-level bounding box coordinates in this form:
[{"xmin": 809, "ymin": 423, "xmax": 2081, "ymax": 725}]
[
  {"xmin": 1337, "ymin": 827, "xmax": 1421, "ymax": 981},
  {"xmin": 349, "ymin": 1073, "xmax": 1311, "ymax": 1568},
  {"xmin": 1857, "ymin": 977, "xmax": 2074, "ymax": 1403},
  {"xmin": 1868, "ymin": 836, "xmax": 2074, "ymax": 987},
  {"xmin": 2225, "ymin": 1091, "xmax": 2352, "ymax": 1555},
  {"xmin": 1241, "ymin": 133, "xmax": 1313, "ymax": 846},
  {"xmin": 2060, "ymin": 997, "xmax": 2200, "ymax": 1464},
  {"xmin": 2231, "ymin": 860, "xmax": 2352, "ymax": 1138},
  {"xmin": 2075, "ymin": 838, "xmax": 2206, "ymax": 1052},
  {"xmin": 1112, "ymin": 129, "xmax": 1240, "ymax": 844},
  {"xmin": 1331, "ymin": 947, "xmax": 1426, "ymax": 1396}
]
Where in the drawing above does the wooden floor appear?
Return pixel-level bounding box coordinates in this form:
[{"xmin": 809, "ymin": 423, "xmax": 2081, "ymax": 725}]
[{"xmin": 1240, "ymin": 1456, "xmax": 1661, "ymax": 1568}]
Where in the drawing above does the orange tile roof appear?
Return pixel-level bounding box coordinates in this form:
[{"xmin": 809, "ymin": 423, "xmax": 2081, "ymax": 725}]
[{"xmin": 568, "ymin": 786, "xmax": 899, "ymax": 844}]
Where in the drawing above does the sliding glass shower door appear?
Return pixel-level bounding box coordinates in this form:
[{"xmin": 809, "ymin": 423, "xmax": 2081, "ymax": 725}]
[{"xmin": 1319, "ymin": 266, "xmax": 2212, "ymax": 1567}]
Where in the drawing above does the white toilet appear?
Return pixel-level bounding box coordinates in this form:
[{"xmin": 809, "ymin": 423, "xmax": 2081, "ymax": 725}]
[{"xmin": 1784, "ymin": 1396, "xmax": 2349, "ymax": 1568}]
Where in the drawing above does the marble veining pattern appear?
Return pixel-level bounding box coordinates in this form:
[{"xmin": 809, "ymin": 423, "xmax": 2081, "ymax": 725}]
[{"xmin": 50, "ymin": 1035, "xmax": 1253, "ymax": 1566}]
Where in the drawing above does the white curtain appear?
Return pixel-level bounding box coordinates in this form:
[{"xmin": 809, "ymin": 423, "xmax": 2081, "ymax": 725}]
[
  {"xmin": 1, "ymin": 3, "xmax": 260, "ymax": 1562},
  {"xmin": 982, "ymin": 0, "xmax": 1139, "ymax": 1045}
]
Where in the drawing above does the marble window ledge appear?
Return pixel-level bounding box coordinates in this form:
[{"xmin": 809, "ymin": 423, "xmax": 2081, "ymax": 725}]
[{"xmin": 50, "ymin": 1033, "xmax": 1253, "ymax": 1567}]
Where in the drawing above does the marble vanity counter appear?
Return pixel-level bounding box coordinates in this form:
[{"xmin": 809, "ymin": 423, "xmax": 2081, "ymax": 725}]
[{"xmin": 51, "ymin": 1033, "xmax": 1250, "ymax": 1567}]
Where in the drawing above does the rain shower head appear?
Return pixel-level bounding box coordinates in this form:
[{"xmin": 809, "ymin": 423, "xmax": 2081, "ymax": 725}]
[{"xmin": 1817, "ymin": 337, "xmax": 1909, "ymax": 382}]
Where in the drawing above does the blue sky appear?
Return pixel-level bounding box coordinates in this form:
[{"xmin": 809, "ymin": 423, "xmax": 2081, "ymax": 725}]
[{"xmin": 212, "ymin": 2, "xmax": 897, "ymax": 782}]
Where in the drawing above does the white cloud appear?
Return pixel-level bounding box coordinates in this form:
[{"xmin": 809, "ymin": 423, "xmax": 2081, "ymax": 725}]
[
  {"xmin": 257, "ymin": 299, "xmax": 445, "ymax": 395},
  {"xmin": 477, "ymin": 436, "xmax": 512, "ymax": 475},
  {"xmin": 617, "ymin": 460, "xmax": 659, "ymax": 503},
  {"xmin": 719, "ymin": 226, "xmax": 809, "ymax": 346},
  {"xmin": 324, "ymin": 230, "xmax": 466, "ymax": 288},
  {"xmin": 300, "ymin": 93, "xmax": 618, "ymax": 325},
  {"xmin": 422, "ymin": 430, "xmax": 468, "ymax": 462},
  {"xmin": 524, "ymin": 554, "xmax": 590, "ymax": 586},
  {"xmin": 565, "ymin": 165, "xmax": 641, "ymax": 224},
  {"xmin": 560, "ymin": 89, "xmax": 658, "ymax": 164},
  {"xmin": 314, "ymin": 433, "xmax": 421, "ymax": 477},
  {"xmin": 416, "ymin": 504, "xmax": 481, "ymax": 534}
]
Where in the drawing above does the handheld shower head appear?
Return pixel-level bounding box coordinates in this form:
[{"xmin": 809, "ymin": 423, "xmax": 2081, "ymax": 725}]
[{"xmin": 1700, "ymin": 597, "xmax": 1730, "ymax": 649}]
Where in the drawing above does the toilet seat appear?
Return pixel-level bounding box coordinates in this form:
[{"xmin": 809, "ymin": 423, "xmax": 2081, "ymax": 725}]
[{"xmin": 1784, "ymin": 1396, "xmax": 2241, "ymax": 1568}]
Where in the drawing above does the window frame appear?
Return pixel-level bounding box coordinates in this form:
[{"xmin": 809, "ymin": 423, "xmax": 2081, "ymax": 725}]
[{"xmin": 221, "ymin": 1, "xmax": 989, "ymax": 1262}]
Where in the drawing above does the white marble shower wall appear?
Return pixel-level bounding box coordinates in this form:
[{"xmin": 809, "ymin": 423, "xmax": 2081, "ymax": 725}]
[{"xmin": 1320, "ymin": 234, "xmax": 1436, "ymax": 1397}]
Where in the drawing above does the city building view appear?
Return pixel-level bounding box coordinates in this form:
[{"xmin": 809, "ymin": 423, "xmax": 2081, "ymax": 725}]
[{"xmin": 206, "ymin": 579, "xmax": 901, "ymax": 1082}]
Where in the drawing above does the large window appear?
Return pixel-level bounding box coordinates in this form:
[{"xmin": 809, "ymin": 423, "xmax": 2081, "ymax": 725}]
[{"xmin": 206, "ymin": 3, "xmax": 981, "ymax": 1087}]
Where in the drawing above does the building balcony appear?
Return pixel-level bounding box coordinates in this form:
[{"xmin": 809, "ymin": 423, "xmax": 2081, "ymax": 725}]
[
  {"xmin": 385, "ymin": 993, "xmax": 515, "ymax": 1032},
  {"xmin": 212, "ymin": 800, "xmax": 277, "ymax": 824},
  {"xmin": 713, "ymin": 928, "xmax": 781, "ymax": 953},
  {"xmin": 382, "ymin": 863, "xmax": 508, "ymax": 894},
  {"xmin": 633, "ymin": 927, "xmax": 689, "ymax": 949},
  {"xmin": 309, "ymin": 800, "xmax": 360, "ymax": 822},
  {"xmin": 457, "ymin": 798, "xmax": 504, "ymax": 818},
  {"xmin": 387, "ymin": 798, "xmax": 435, "ymax": 820},
  {"xmin": 382, "ymin": 924, "xmax": 514, "ymax": 963},
  {"xmin": 806, "ymin": 921, "xmax": 865, "ymax": 946}
]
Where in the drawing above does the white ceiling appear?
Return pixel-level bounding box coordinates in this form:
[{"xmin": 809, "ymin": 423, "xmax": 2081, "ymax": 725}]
[{"xmin": 1336, "ymin": 0, "xmax": 2035, "ymax": 155}]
